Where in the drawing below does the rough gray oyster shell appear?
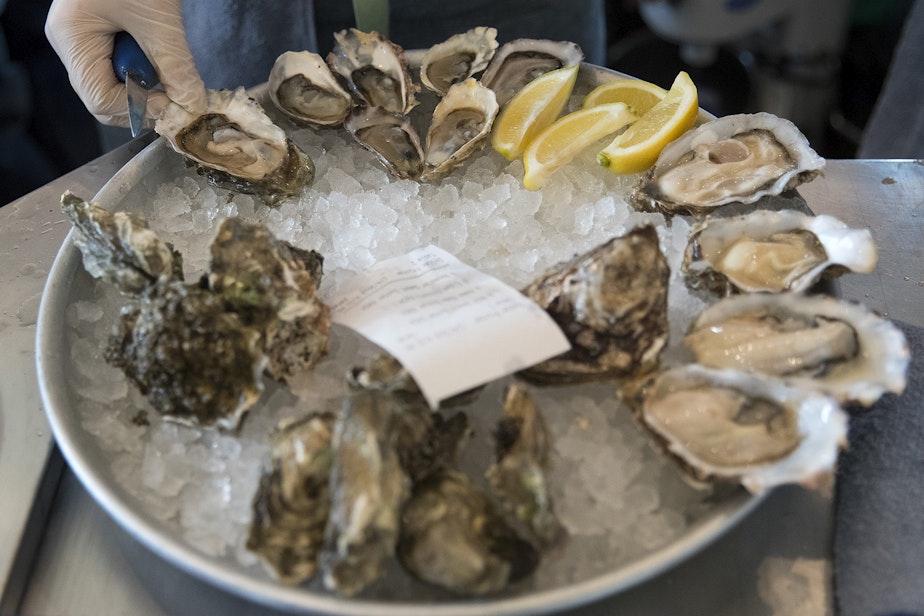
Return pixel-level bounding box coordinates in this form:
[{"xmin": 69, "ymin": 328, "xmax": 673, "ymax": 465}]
[
  {"xmin": 60, "ymin": 191, "xmax": 182, "ymax": 296},
  {"xmin": 246, "ymin": 412, "xmax": 336, "ymax": 584},
  {"xmin": 519, "ymin": 225, "xmax": 670, "ymax": 383},
  {"xmin": 486, "ymin": 382, "xmax": 564, "ymax": 547},
  {"xmin": 207, "ymin": 217, "xmax": 330, "ymax": 381},
  {"xmin": 105, "ymin": 280, "xmax": 267, "ymax": 430},
  {"xmin": 397, "ymin": 469, "xmax": 540, "ymax": 595}
]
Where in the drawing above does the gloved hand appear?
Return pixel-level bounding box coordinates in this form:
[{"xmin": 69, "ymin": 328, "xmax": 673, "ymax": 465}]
[{"xmin": 45, "ymin": 0, "xmax": 207, "ymax": 127}]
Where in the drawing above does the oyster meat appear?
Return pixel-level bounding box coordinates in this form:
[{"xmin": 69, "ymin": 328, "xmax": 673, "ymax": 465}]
[
  {"xmin": 622, "ymin": 365, "xmax": 848, "ymax": 493},
  {"xmin": 480, "ymin": 38, "xmax": 584, "ymax": 106},
  {"xmin": 397, "ymin": 469, "xmax": 540, "ymax": 596},
  {"xmin": 207, "ymin": 217, "xmax": 330, "ymax": 381},
  {"xmin": 685, "ymin": 293, "xmax": 909, "ymax": 405},
  {"xmin": 633, "ymin": 113, "xmax": 825, "ymax": 216},
  {"xmin": 267, "ymin": 51, "xmax": 354, "ymax": 126},
  {"xmin": 344, "ymin": 105, "xmax": 424, "ymax": 180},
  {"xmin": 247, "ymin": 412, "xmax": 336, "ymax": 584},
  {"xmin": 320, "ymin": 390, "xmax": 411, "ymax": 596},
  {"xmin": 421, "ymin": 78, "xmax": 499, "ymax": 182},
  {"xmin": 519, "ymin": 225, "xmax": 670, "ymax": 383},
  {"xmin": 326, "ymin": 28, "xmax": 419, "ymax": 115},
  {"xmin": 419, "ymin": 27, "xmax": 498, "ymax": 96},
  {"xmin": 156, "ymin": 87, "xmax": 315, "ymax": 200},
  {"xmin": 683, "ymin": 210, "xmax": 878, "ymax": 294},
  {"xmin": 105, "ymin": 280, "xmax": 267, "ymax": 430},
  {"xmin": 486, "ymin": 383, "xmax": 564, "ymax": 547},
  {"xmin": 60, "ymin": 191, "xmax": 182, "ymax": 296}
]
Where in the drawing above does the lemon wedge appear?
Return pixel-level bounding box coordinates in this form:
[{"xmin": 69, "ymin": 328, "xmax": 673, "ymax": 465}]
[
  {"xmin": 522, "ymin": 103, "xmax": 637, "ymax": 190},
  {"xmin": 491, "ymin": 64, "xmax": 580, "ymax": 161},
  {"xmin": 582, "ymin": 77, "xmax": 667, "ymax": 116},
  {"xmin": 597, "ymin": 71, "xmax": 698, "ymax": 175}
]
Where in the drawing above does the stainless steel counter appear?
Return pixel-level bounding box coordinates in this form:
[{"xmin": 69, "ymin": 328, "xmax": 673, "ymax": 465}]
[{"xmin": 1, "ymin": 142, "xmax": 921, "ymax": 614}]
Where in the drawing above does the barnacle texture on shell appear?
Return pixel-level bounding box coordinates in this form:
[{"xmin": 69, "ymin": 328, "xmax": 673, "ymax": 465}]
[
  {"xmin": 208, "ymin": 217, "xmax": 330, "ymax": 381},
  {"xmin": 419, "ymin": 26, "xmax": 498, "ymax": 96},
  {"xmin": 326, "ymin": 28, "xmax": 419, "ymax": 115},
  {"xmin": 267, "ymin": 51, "xmax": 354, "ymax": 126},
  {"xmin": 622, "ymin": 365, "xmax": 848, "ymax": 493},
  {"xmin": 60, "ymin": 191, "xmax": 182, "ymax": 296},
  {"xmin": 683, "ymin": 209, "xmax": 878, "ymax": 294},
  {"xmin": 633, "ymin": 112, "xmax": 825, "ymax": 216},
  {"xmin": 397, "ymin": 469, "xmax": 540, "ymax": 596},
  {"xmin": 156, "ymin": 87, "xmax": 315, "ymax": 200},
  {"xmin": 480, "ymin": 38, "xmax": 584, "ymax": 106},
  {"xmin": 247, "ymin": 413, "xmax": 336, "ymax": 584},
  {"xmin": 685, "ymin": 293, "xmax": 909, "ymax": 406},
  {"xmin": 519, "ymin": 225, "xmax": 670, "ymax": 383},
  {"xmin": 104, "ymin": 280, "xmax": 267, "ymax": 430}
]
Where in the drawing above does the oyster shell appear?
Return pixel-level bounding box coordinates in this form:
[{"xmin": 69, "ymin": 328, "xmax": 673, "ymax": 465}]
[
  {"xmin": 104, "ymin": 280, "xmax": 267, "ymax": 430},
  {"xmin": 60, "ymin": 191, "xmax": 182, "ymax": 297},
  {"xmin": 397, "ymin": 469, "xmax": 540, "ymax": 596},
  {"xmin": 685, "ymin": 293, "xmax": 909, "ymax": 405},
  {"xmin": 326, "ymin": 28, "xmax": 419, "ymax": 115},
  {"xmin": 419, "ymin": 27, "xmax": 499, "ymax": 96},
  {"xmin": 622, "ymin": 365, "xmax": 848, "ymax": 493},
  {"xmin": 420, "ymin": 78, "xmax": 499, "ymax": 182},
  {"xmin": 519, "ymin": 225, "xmax": 670, "ymax": 383},
  {"xmin": 633, "ymin": 112, "xmax": 825, "ymax": 216},
  {"xmin": 486, "ymin": 383, "xmax": 564, "ymax": 547},
  {"xmin": 207, "ymin": 217, "xmax": 330, "ymax": 381},
  {"xmin": 267, "ymin": 51, "xmax": 354, "ymax": 126},
  {"xmin": 246, "ymin": 412, "xmax": 336, "ymax": 584},
  {"xmin": 347, "ymin": 353, "xmax": 483, "ymax": 409},
  {"xmin": 480, "ymin": 38, "xmax": 584, "ymax": 106},
  {"xmin": 320, "ymin": 389, "xmax": 411, "ymax": 596},
  {"xmin": 683, "ymin": 210, "xmax": 878, "ymax": 294},
  {"xmin": 343, "ymin": 105, "xmax": 424, "ymax": 180},
  {"xmin": 156, "ymin": 87, "xmax": 315, "ymax": 200}
]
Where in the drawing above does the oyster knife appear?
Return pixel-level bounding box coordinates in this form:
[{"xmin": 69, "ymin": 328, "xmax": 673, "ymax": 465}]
[{"xmin": 111, "ymin": 32, "xmax": 160, "ymax": 138}]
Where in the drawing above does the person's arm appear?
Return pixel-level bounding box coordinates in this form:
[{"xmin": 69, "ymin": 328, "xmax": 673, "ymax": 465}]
[{"xmin": 45, "ymin": 0, "xmax": 206, "ymax": 127}]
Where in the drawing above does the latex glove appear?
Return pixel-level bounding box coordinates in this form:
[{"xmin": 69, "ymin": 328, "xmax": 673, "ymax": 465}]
[{"xmin": 45, "ymin": 0, "xmax": 207, "ymax": 127}]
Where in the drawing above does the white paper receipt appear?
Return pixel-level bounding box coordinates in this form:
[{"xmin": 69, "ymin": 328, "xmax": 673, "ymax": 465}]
[{"xmin": 329, "ymin": 245, "xmax": 571, "ymax": 408}]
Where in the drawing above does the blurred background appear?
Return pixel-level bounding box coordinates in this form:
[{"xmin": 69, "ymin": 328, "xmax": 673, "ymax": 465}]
[{"xmin": 0, "ymin": 0, "xmax": 918, "ymax": 205}]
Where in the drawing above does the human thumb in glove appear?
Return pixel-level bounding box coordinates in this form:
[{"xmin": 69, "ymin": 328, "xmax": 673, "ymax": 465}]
[{"xmin": 45, "ymin": 0, "xmax": 207, "ymax": 127}]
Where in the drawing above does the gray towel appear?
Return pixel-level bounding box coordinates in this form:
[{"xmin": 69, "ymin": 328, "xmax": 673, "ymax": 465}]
[{"xmin": 834, "ymin": 320, "xmax": 924, "ymax": 615}]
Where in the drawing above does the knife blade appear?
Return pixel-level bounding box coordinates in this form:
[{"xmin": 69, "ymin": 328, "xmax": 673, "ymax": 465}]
[{"xmin": 111, "ymin": 32, "xmax": 160, "ymax": 138}]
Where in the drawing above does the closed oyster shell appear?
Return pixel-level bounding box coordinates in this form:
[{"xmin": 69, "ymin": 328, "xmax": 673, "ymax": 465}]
[
  {"xmin": 633, "ymin": 112, "xmax": 825, "ymax": 216},
  {"xmin": 156, "ymin": 87, "xmax": 315, "ymax": 200},
  {"xmin": 683, "ymin": 210, "xmax": 878, "ymax": 294},
  {"xmin": 480, "ymin": 38, "xmax": 584, "ymax": 106},
  {"xmin": 622, "ymin": 365, "xmax": 848, "ymax": 493},
  {"xmin": 419, "ymin": 26, "xmax": 498, "ymax": 96},
  {"xmin": 685, "ymin": 293, "xmax": 909, "ymax": 405},
  {"xmin": 519, "ymin": 225, "xmax": 670, "ymax": 383},
  {"xmin": 267, "ymin": 51, "xmax": 354, "ymax": 126}
]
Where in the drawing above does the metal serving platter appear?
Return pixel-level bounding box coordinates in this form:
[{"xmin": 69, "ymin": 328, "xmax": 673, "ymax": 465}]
[{"xmin": 35, "ymin": 61, "xmax": 765, "ymax": 615}]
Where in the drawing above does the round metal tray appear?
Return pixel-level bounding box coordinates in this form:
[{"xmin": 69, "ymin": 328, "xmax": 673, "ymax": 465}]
[{"xmin": 36, "ymin": 61, "xmax": 763, "ymax": 615}]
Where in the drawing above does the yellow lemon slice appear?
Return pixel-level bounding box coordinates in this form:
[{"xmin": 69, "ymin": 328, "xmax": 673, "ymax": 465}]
[
  {"xmin": 582, "ymin": 77, "xmax": 667, "ymax": 116},
  {"xmin": 491, "ymin": 64, "xmax": 580, "ymax": 161},
  {"xmin": 523, "ymin": 103, "xmax": 637, "ymax": 190},
  {"xmin": 596, "ymin": 71, "xmax": 698, "ymax": 175}
]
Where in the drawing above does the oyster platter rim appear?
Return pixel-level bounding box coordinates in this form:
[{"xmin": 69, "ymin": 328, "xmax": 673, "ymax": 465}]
[{"xmin": 35, "ymin": 60, "xmax": 764, "ymax": 615}]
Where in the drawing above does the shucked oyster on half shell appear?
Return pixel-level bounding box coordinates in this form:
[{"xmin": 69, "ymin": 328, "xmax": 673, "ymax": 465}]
[
  {"xmin": 344, "ymin": 105, "xmax": 424, "ymax": 180},
  {"xmin": 156, "ymin": 87, "xmax": 315, "ymax": 200},
  {"xmin": 683, "ymin": 209, "xmax": 878, "ymax": 295},
  {"xmin": 519, "ymin": 225, "xmax": 670, "ymax": 383},
  {"xmin": 622, "ymin": 364, "xmax": 848, "ymax": 493},
  {"xmin": 267, "ymin": 51, "xmax": 354, "ymax": 126},
  {"xmin": 480, "ymin": 38, "xmax": 584, "ymax": 106},
  {"xmin": 326, "ymin": 28, "xmax": 419, "ymax": 115},
  {"xmin": 633, "ymin": 112, "xmax": 825, "ymax": 216},
  {"xmin": 684, "ymin": 293, "xmax": 909, "ymax": 406},
  {"xmin": 419, "ymin": 26, "xmax": 499, "ymax": 96}
]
